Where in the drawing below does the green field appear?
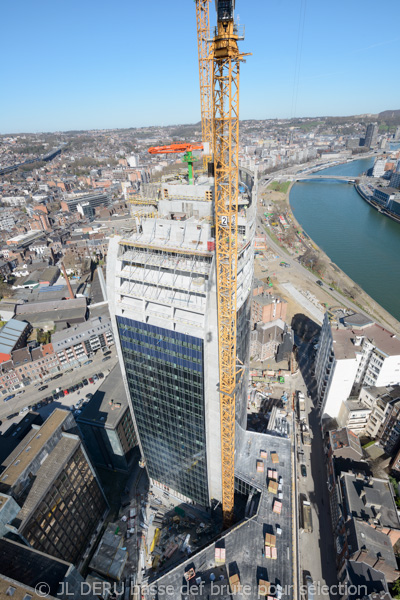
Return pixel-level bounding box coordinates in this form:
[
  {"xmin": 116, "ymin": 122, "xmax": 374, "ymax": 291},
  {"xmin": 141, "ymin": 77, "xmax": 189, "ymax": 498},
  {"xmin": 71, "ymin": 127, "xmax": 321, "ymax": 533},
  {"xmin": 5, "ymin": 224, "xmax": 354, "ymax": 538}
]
[{"xmin": 268, "ymin": 181, "xmax": 291, "ymax": 194}]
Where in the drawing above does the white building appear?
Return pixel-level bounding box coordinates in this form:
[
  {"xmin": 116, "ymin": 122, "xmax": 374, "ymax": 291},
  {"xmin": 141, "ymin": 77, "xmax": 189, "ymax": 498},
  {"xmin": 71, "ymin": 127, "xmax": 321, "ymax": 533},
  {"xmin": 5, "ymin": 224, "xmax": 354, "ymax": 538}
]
[
  {"xmin": 315, "ymin": 313, "xmax": 400, "ymax": 420},
  {"xmin": 372, "ymin": 158, "xmax": 386, "ymax": 178}
]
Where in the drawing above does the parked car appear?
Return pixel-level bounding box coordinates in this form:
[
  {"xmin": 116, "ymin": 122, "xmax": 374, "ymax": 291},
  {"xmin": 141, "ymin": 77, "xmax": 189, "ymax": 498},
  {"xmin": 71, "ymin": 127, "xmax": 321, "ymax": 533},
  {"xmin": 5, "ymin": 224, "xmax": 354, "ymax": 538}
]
[
  {"xmin": 82, "ymin": 379, "xmax": 89, "ymax": 386},
  {"xmin": 102, "ymin": 356, "xmax": 111, "ymax": 362},
  {"xmin": 7, "ymin": 412, "xmax": 18, "ymax": 420},
  {"xmin": 97, "ymin": 372, "xmax": 104, "ymax": 379},
  {"xmin": 38, "ymin": 385, "xmax": 48, "ymax": 391},
  {"xmin": 103, "ymin": 350, "xmax": 112, "ymax": 357},
  {"xmin": 52, "ymin": 373, "xmax": 63, "ymax": 380},
  {"xmin": 85, "ymin": 393, "xmax": 93, "ymax": 400},
  {"xmin": 301, "ymin": 464, "xmax": 307, "ymax": 478},
  {"xmin": 83, "ymin": 360, "xmax": 93, "ymax": 366},
  {"xmin": 63, "ymin": 389, "xmax": 69, "ymax": 396},
  {"xmin": 89, "ymin": 377, "xmax": 94, "ymax": 384},
  {"xmin": 3, "ymin": 395, "xmax": 15, "ymax": 402},
  {"xmin": 78, "ymin": 382, "xmax": 84, "ymax": 389},
  {"xmin": 93, "ymin": 374, "xmax": 98, "ymax": 382},
  {"xmin": 19, "ymin": 407, "xmax": 29, "ymax": 415},
  {"xmin": 16, "ymin": 390, "xmax": 24, "ymax": 396}
]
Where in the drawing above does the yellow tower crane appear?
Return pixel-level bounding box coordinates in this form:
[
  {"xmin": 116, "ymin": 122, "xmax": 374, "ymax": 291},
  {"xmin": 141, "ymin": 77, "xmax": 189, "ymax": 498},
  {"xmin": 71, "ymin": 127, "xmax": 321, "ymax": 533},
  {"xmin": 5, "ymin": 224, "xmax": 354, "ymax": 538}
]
[
  {"xmin": 195, "ymin": 0, "xmax": 212, "ymax": 169},
  {"xmin": 211, "ymin": 0, "xmax": 248, "ymax": 527}
]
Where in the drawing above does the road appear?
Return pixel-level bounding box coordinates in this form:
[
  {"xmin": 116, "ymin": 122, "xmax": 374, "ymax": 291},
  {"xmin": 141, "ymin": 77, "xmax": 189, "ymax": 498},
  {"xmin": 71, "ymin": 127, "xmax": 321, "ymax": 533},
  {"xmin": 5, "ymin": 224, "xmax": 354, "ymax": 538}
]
[
  {"xmin": 0, "ymin": 353, "xmax": 118, "ymax": 429},
  {"xmin": 294, "ymin": 339, "xmax": 338, "ymax": 599},
  {"xmin": 255, "ymin": 212, "xmax": 386, "ymax": 326}
]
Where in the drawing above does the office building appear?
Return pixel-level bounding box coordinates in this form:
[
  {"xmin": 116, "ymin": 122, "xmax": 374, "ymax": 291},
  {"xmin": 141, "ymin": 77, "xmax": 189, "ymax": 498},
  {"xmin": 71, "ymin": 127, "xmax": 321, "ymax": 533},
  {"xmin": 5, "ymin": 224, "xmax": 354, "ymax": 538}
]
[
  {"xmin": 365, "ymin": 123, "xmax": 379, "ymax": 148},
  {"xmin": 77, "ymin": 365, "xmax": 137, "ymax": 471},
  {"xmin": 61, "ymin": 191, "xmax": 110, "ymax": 214},
  {"xmin": 0, "ymin": 538, "xmax": 99, "ymax": 600},
  {"xmin": 315, "ymin": 313, "xmax": 400, "ymax": 420},
  {"xmin": 0, "ymin": 409, "xmax": 108, "ymax": 565},
  {"xmin": 107, "ymin": 172, "xmax": 256, "ymax": 506}
]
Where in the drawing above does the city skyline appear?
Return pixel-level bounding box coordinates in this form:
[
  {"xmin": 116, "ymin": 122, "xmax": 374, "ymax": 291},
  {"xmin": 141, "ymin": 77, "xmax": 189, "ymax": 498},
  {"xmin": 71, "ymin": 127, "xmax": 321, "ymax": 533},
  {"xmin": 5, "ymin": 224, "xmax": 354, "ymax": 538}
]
[{"xmin": 1, "ymin": 0, "xmax": 399, "ymax": 133}]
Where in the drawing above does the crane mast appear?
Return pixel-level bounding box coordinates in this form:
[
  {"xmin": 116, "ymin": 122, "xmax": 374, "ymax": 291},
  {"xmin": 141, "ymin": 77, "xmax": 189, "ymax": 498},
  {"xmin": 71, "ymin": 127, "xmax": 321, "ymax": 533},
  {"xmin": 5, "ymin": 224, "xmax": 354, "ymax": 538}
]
[
  {"xmin": 195, "ymin": 0, "xmax": 212, "ymax": 169},
  {"xmin": 212, "ymin": 0, "xmax": 246, "ymax": 527}
]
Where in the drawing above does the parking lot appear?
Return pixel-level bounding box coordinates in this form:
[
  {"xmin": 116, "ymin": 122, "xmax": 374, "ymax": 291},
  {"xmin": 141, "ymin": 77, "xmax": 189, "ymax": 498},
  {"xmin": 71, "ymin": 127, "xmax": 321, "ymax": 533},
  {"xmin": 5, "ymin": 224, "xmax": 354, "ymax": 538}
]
[{"xmin": 0, "ymin": 353, "xmax": 118, "ymax": 432}]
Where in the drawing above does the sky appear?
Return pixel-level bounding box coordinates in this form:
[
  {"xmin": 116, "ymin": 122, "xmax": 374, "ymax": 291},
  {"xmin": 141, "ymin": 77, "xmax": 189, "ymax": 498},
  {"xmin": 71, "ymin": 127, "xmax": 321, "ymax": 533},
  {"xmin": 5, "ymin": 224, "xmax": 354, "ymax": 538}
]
[{"xmin": 0, "ymin": 0, "xmax": 399, "ymax": 133}]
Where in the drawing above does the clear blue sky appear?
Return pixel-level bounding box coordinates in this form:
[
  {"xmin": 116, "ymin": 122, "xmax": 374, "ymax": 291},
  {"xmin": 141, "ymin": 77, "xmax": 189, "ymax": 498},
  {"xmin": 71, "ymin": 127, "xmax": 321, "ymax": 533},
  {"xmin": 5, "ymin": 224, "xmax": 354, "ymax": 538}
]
[{"xmin": 1, "ymin": 0, "xmax": 399, "ymax": 133}]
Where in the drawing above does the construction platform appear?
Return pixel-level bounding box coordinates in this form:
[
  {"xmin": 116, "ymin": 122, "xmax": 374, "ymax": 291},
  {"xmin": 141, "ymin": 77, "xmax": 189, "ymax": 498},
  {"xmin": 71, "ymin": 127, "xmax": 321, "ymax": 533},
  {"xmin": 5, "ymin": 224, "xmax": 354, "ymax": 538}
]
[{"xmin": 142, "ymin": 430, "xmax": 295, "ymax": 600}]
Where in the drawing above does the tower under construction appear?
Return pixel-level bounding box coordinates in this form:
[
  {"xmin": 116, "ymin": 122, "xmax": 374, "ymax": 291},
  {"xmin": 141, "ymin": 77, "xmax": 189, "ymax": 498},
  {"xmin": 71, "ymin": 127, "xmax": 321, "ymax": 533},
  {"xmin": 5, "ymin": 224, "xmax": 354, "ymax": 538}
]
[{"xmin": 107, "ymin": 170, "xmax": 256, "ymax": 508}]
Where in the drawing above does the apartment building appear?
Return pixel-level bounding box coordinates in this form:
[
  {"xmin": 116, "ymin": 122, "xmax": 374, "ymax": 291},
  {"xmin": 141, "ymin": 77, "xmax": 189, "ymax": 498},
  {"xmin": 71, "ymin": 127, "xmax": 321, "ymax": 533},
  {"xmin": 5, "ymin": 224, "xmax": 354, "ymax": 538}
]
[
  {"xmin": 51, "ymin": 317, "xmax": 114, "ymax": 368},
  {"xmin": 360, "ymin": 385, "xmax": 400, "ymax": 455},
  {"xmin": 315, "ymin": 313, "xmax": 400, "ymax": 420},
  {"xmin": 0, "ymin": 410, "xmax": 108, "ymax": 565}
]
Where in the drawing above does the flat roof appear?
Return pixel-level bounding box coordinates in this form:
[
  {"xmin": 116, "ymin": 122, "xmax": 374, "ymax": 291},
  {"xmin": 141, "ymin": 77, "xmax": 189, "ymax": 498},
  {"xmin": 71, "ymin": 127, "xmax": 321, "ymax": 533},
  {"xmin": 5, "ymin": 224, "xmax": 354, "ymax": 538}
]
[
  {"xmin": 0, "ymin": 409, "xmax": 71, "ymax": 488},
  {"xmin": 16, "ymin": 435, "xmax": 80, "ymax": 529},
  {"xmin": 77, "ymin": 364, "xmax": 129, "ymax": 429},
  {"xmin": 0, "ymin": 538, "xmax": 69, "ymax": 597},
  {"xmin": 151, "ymin": 430, "xmax": 294, "ymax": 600}
]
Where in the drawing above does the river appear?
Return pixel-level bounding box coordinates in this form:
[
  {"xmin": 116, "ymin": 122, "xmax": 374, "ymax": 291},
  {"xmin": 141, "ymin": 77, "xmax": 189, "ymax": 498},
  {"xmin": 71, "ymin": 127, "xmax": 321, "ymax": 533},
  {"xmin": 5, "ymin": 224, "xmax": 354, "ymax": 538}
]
[{"xmin": 289, "ymin": 156, "xmax": 400, "ymax": 321}]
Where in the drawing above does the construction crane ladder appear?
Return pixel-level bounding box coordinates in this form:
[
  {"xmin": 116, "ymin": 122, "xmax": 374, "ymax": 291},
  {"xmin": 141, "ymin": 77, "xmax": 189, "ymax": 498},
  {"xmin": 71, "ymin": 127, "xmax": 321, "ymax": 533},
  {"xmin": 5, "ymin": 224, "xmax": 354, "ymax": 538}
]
[{"xmin": 195, "ymin": 0, "xmax": 212, "ymax": 169}]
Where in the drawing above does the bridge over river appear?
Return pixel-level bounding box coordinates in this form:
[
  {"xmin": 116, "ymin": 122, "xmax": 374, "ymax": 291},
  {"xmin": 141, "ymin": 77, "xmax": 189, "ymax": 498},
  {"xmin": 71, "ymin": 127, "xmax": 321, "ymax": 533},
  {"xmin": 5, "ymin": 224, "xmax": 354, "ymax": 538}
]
[{"xmin": 291, "ymin": 174, "xmax": 358, "ymax": 183}]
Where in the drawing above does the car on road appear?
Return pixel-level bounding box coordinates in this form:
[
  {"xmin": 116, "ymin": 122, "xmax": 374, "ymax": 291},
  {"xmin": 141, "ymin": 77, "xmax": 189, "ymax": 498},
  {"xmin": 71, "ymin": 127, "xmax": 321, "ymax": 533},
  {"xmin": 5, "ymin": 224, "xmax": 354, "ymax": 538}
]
[
  {"xmin": 83, "ymin": 360, "xmax": 93, "ymax": 366},
  {"xmin": 7, "ymin": 412, "xmax": 18, "ymax": 420},
  {"xmin": 316, "ymin": 280, "xmax": 323, "ymax": 287},
  {"xmin": 38, "ymin": 385, "xmax": 48, "ymax": 391},
  {"xmin": 3, "ymin": 395, "xmax": 15, "ymax": 402},
  {"xmin": 301, "ymin": 464, "xmax": 307, "ymax": 478},
  {"xmin": 102, "ymin": 356, "xmax": 111, "ymax": 362}
]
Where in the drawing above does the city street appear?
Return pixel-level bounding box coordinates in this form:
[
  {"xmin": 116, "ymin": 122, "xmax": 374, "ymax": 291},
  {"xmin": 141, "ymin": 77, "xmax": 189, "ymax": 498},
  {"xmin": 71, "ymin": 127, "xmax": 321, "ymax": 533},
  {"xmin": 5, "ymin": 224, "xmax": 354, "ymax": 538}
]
[
  {"xmin": 295, "ymin": 339, "xmax": 338, "ymax": 599},
  {"xmin": 0, "ymin": 352, "xmax": 119, "ymax": 430}
]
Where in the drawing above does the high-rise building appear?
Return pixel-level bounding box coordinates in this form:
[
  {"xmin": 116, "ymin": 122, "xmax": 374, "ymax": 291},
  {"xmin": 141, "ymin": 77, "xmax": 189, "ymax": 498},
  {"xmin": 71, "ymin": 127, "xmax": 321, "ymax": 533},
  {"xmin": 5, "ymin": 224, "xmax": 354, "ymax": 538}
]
[
  {"xmin": 394, "ymin": 126, "xmax": 400, "ymax": 142},
  {"xmin": 107, "ymin": 173, "xmax": 256, "ymax": 506},
  {"xmin": 364, "ymin": 123, "xmax": 378, "ymax": 148}
]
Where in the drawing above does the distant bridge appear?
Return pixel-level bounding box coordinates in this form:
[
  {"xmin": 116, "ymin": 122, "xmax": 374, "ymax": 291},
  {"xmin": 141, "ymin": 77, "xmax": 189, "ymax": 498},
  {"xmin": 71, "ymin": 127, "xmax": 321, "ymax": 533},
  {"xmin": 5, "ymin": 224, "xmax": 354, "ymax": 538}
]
[{"xmin": 293, "ymin": 174, "xmax": 358, "ymax": 183}]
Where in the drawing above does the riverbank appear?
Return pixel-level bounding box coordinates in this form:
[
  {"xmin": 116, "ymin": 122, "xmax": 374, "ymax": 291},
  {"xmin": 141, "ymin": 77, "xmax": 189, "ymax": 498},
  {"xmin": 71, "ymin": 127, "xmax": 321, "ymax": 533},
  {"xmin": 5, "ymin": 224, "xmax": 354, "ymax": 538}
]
[
  {"xmin": 355, "ymin": 183, "xmax": 400, "ymax": 225},
  {"xmin": 260, "ymin": 179, "xmax": 400, "ymax": 336}
]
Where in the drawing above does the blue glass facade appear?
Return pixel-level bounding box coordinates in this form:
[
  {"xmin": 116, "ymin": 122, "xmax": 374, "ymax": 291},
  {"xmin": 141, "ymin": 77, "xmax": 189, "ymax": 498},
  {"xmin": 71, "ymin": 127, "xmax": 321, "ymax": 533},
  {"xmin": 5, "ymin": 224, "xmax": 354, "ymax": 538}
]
[{"xmin": 117, "ymin": 316, "xmax": 209, "ymax": 505}]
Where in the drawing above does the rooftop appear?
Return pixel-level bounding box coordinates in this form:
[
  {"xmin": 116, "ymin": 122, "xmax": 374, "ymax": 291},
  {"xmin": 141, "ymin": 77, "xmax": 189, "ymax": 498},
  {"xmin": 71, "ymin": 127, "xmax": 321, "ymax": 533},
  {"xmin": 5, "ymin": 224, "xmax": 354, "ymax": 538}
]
[
  {"xmin": 14, "ymin": 435, "xmax": 80, "ymax": 529},
  {"xmin": 329, "ymin": 428, "xmax": 363, "ymax": 459},
  {"xmin": 151, "ymin": 430, "xmax": 294, "ymax": 600},
  {"xmin": 0, "ymin": 319, "xmax": 29, "ymax": 355},
  {"xmin": 0, "ymin": 538, "xmax": 68, "ymax": 597},
  {"xmin": 342, "ymin": 473, "xmax": 400, "ymax": 530},
  {"xmin": 77, "ymin": 364, "xmax": 129, "ymax": 429},
  {"xmin": 0, "ymin": 409, "xmax": 72, "ymax": 489}
]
